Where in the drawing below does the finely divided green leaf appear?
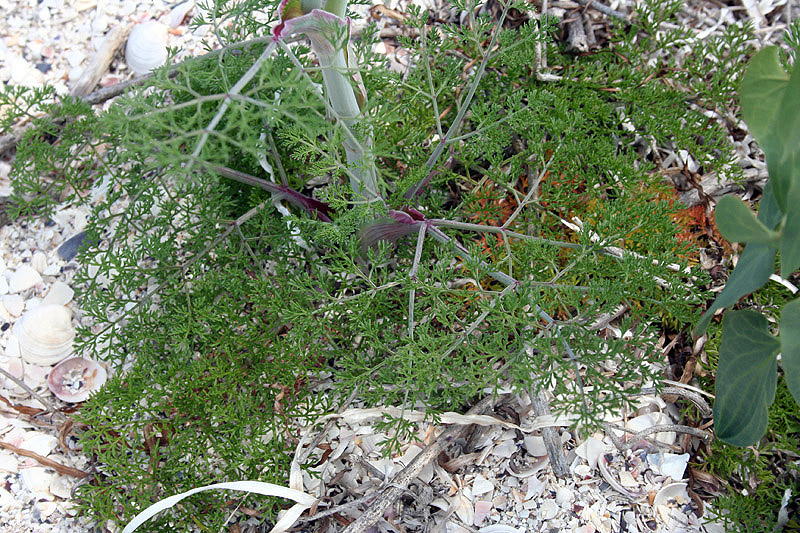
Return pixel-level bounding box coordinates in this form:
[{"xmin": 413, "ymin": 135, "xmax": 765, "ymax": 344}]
[
  {"xmin": 739, "ymin": 46, "xmax": 789, "ymax": 145},
  {"xmin": 780, "ymin": 298, "xmax": 800, "ymax": 406},
  {"xmin": 714, "ymin": 195, "xmax": 779, "ymax": 244},
  {"xmin": 714, "ymin": 310, "xmax": 781, "ymax": 446}
]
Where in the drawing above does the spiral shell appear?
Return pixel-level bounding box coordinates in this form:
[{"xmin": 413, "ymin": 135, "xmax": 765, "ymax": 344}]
[
  {"xmin": 125, "ymin": 21, "xmax": 168, "ymax": 75},
  {"xmin": 13, "ymin": 304, "xmax": 75, "ymax": 365}
]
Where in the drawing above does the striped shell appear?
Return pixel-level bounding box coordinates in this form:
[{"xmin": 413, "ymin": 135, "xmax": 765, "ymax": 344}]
[
  {"xmin": 125, "ymin": 21, "xmax": 168, "ymax": 75},
  {"xmin": 13, "ymin": 304, "xmax": 75, "ymax": 365}
]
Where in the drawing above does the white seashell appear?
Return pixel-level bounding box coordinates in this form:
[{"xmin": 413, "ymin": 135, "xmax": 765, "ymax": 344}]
[
  {"xmin": 20, "ymin": 466, "xmax": 53, "ymax": 496},
  {"xmin": 49, "ymin": 474, "xmax": 73, "ymax": 499},
  {"xmin": 13, "ymin": 304, "xmax": 75, "ymax": 365},
  {"xmin": 168, "ymin": 1, "xmax": 195, "ymax": 28},
  {"xmin": 555, "ymin": 485, "xmax": 572, "ymax": 507},
  {"xmin": 31, "ymin": 252, "xmax": 48, "ymax": 274},
  {"xmin": 648, "ymin": 452, "xmax": 690, "ymax": 480},
  {"xmin": 539, "ymin": 498, "xmax": 560, "ymax": 520},
  {"xmin": 653, "ymin": 481, "xmax": 689, "ymax": 508},
  {"xmin": 575, "ymin": 436, "xmax": 605, "ymax": 469},
  {"xmin": 0, "ymin": 276, "xmax": 8, "ymax": 295},
  {"xmin": 125, "ymin": 21, "xmax": 168, "ymax": 75},
  {"xmin": 48, "ymin": 357, "xmax": 108, "ymax": 403},
  {"xmin": 42, "ymin": 281, "xmax": 74, "ymax": 306},
  {"xmin": 0, "ymin": 452, "xmax": 19, "ymax": 473},
  {"xmin": 491, "ymin": 438, "xmax": 517, "ymax": 458},
  {"xmin": 36, "ymin": 501, "xmax": 59, "ymax": 518},
  {"xmin": 9, "ymin": 265, "xmax": 43, "ymax": 293},
  {"xmin": 524, "ymin": 435, "xmax": 547, "ymax": 457},
  {"xmin": 471, "ymin": 474, "xmax": 494, "ymax": 496},
  {"xmin": 454, "ymin": 493, "xmax": 474, "ymax": 525},
  {"xmin": 20, "ymin": 432, "xmax": 58, "ymax": 457},
  {"xmin": 477, "ymin": 526, "xmax": 524, "ymax": 533},
  {"xmin": 1, "ymin": 294, "xmax": 24, "ymax": 316}
]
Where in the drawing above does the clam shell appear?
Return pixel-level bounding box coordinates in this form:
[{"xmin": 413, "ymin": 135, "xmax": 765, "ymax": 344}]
[
  {"xmin": 13, "ymin": 304, "xmax": 75, "ymax": 365},
  {"xmin": 47, "ymin": 357, "xmax": 108, "ymax": 403},
  {"xmin": 125, "ymin": 21, "xmax": 168, "ymax": 75},
  {"xmin": 653, "ymin": 481, "xmax": 689, "ymax": 508}
]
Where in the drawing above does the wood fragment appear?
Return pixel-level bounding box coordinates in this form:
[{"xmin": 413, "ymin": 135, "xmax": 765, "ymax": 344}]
[
  {"xmin": 0, "ymin": 440, "xmax": 90, "ymax": 479},
  {"xmin": 573, "ymin": 0, "xmax": 629, "ymax": 21},
  {"xmin": 70, "ymin": 25, "xmax": 133, "ymax": 98},
  {"xmin": 565, "ymin": 12, "xmax": 590, "ymax": 53},
  {"xmin": 530, "ymin": 387, "xmax": 570, "ymax": 478}
]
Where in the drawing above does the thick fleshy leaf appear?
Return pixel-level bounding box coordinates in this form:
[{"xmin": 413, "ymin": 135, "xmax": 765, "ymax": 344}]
[
  {"xmin": 763, "ymin": 48, "xmax": 800, "ymax": 214},
  {"xmin": 714, "ymin": 195, "xmax": 779, "ymax": 244},
  {"xmin": 694, "ymin": 244, "xmax": 776, "ymax": 334},
  {"xmin": 780, "ymin": 298, "xmax": 800, "ymax": 406},
  {"xmin": 714, "ymin": 310, "xmax": 781, "ymax": 446},
  {"xmin": 739, "ymin": 47, "xmax": 789, "ymax": 146},
  {"xmin": 694, "ymin": 184, "xmax": 782, "ymax": 335},
  {"xmin": 781, "ymin": 183, "xmax": 800, "ymax": 276}
]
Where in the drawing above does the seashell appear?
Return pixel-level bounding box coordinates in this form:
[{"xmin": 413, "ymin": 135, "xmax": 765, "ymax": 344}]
[
  {"xmin": 0, "ymin": 451, "xmax": 19, "ymax": 473},
  {"xmin": 524, "ymin": 435, "xmax": 547, "ymax": 456},
  {"xmin": 477, "ymin": 526, "xmax": 524, "ymax": 533},
  {"xmin": 20, "ymin": 432, "xmax": 58, "ymax": 457},
  {"xmin": 575, "ymin": 436, "xmax": 605, "ymax": 469},
  {"xmin": 1, "ymin": 293, "xmax": 24, "ymax": 316},
  {"xmin": 473, "ymin": 500, "xmax": 492, "ymax": 526},
  {"xmin": 31, "ymin": 251, "xmax": 48, "ymax": 274},
  {"xmin": 125, "ymin": 21, "xmax": 168, "ymax": 75},
  {"xmin": 13, "ymin": 304, "xmax": 75, "ymax": 365},
  {"xmin": 42, "ymin": 281, "xmax": 74, "ymax": 306},
  {"xmin": 653, "ymin": 481, "xmax": 689, "ymax": 508},
  {"xmin": 471, "ymin": 474, "xmax": 494, "ymax": 496},
  {"xmin": 20, "ymin": 467, "xmax": 53, "ymax": 497},
  {"xmin": 48, "ymin": 357, "xmax": 108, "ymax": 403},
  {"xmin": 9, "ymin": 265, "xmax": 42, "ymax": 293},
  {"xmin": 647, "ymin": 452, "xmax": 690, "ymax": 480},
  {"xmin": 168, "ymin": 1, "xmax": 195, "ymax": 28},
  {"xmin": 539, "ymin": 498, "xmax": 560, "ymax": 520}
]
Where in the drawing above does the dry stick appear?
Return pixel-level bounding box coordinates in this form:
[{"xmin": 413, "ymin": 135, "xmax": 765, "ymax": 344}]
[
  {"xmin": 605, "ymin": 423, "xmax": 712, "ymax": 452},
  {"xmin": 573, "ymin": 0, "xmax": 629, "ymax": 21},
  {"xmin": 0, "ymin": 440, "xmax": 90, "ymax": 478},
  {"xmin": 340, "ymin": 394, "xmax": 497, "ymax": 533},
  {"xmin": 530, "ymin": 389, "xmax": 570, "ymax": 477},
  {"xmin": 0, "ymin": 366, "xmax": 57, "ymax": 413},
  {"xmin": 70, "ymin": 25, "xmax": 133, "ymax": 98},
  {"xmin": 637, "ymin": 385, "xmax": 712, "ymax": 418}
]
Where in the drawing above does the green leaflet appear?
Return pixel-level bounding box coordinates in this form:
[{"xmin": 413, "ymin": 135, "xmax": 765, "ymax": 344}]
[
  {"xmin": 694, "ymin": 185, "xmax": 782, "ymax": 335},
  {"xmin": 714, "ymin": 310, "xmax": 781, "ymax": 446},
  {"xmin": 780, "ymin": 298, "xmax": 800, "ymax": 407},
  {"xmin": 739, "ymin": 47, "xmax": 789, "ymax": 145},
  {"xmin": 714, "ymin": 195, "xmax": 779, "ymax": 245}
]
